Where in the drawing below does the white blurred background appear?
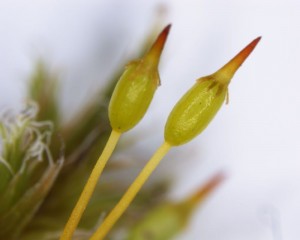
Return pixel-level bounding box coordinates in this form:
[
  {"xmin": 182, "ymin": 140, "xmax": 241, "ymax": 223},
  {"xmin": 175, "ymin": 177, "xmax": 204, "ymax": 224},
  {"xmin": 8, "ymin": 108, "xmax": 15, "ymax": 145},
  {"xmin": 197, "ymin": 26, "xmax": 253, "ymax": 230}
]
[{"xmin": 1, "ymin": 0, "xmax": 300, "ymax": 239}]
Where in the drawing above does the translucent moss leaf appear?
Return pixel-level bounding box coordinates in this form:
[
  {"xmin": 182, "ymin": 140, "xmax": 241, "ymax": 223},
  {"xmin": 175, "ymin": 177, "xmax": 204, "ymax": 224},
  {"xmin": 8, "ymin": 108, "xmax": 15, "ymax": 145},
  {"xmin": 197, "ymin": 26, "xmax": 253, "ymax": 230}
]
[
  {"xmin": 0, "ymin": 159, "xmax": 13, "ymax": 193},
  {"xmin": 0, "ymin": 157, "xmax": 46, "ymax": 214},
  {"xmin": 28, "ymin": 61, "xmax": 60, "ymax": 126},
  {"xmin": 0, "ymin": 157, "xmax": 63, "ymax": 239},
  {"xmin": 0, "ymin": 117, "xmax": 29, "ymax": 191}
]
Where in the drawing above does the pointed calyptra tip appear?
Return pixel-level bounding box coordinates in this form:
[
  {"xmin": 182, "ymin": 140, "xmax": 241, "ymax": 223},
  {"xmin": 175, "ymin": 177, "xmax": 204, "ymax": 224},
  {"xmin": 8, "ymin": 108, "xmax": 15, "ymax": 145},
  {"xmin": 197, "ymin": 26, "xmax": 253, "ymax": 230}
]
[
  {"xmin": 214, "ymin": 36, "xmax": 261, "ymax": 85},
  {"xmin": 187, "ymin": 171, "xmax": 226, "ymax": 206},
  {"xmin": 145, "ymin": 24, "xmax": 172, "ymax": 65}
]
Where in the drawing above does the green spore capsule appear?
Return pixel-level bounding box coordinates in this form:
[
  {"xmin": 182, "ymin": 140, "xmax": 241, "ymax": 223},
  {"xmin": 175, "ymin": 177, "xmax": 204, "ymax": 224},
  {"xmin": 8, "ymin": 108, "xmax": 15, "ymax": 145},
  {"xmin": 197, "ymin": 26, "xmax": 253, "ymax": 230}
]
[
  {"xmin": 165, "ymin": 37, "xmax": 261, "ymax": 146},
  {"xmin": 127, "ymin": 172, "xmax": 225, "ymax": 240},
  {"xmin": 165, "ymin": 79, "xmax": 227, "ymax": 146},
  {"xmin": 109, "ymin": 25, "xmax": 171, "ymax": 133}
]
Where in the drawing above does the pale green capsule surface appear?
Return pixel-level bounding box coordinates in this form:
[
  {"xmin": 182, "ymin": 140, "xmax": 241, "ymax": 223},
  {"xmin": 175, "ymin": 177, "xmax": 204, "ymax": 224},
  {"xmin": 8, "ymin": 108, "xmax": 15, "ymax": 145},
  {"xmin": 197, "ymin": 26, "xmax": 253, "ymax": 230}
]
[
  {"xmin": 164, "ymin": 36, "xmax": 261, "ymax": 146},
  {"xmin": 127, "ymin": 204, "xmax": 182, "ymax": 240},
  {"xmin": 127, "ymin": 172, "xmax": 224, "ymax": 240},
  {"xmin": 109, "ymin": 25, "xmax": 171, "ymax": 133},
  {"xmin": 109, "ymin": 61, "xmax": 159, "ymax": 132},
  {"xmin": 165, "ymin": 79, "xmax": 226, "ymax": 146}
]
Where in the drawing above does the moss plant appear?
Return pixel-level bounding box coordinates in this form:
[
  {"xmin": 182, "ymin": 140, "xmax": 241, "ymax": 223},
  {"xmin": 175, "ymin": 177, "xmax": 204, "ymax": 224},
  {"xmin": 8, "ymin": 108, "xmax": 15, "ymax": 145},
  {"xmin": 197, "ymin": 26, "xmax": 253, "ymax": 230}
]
[
  {"xmin": 89, "ymin": 37, "xmax": 261, "ymax": 240},
  {"xmin": 0, "ymin": 103, "xmax": 64, "ymax": 239},
  {"xmin": 61, "ymin": 25, "xmax": 171, "ymax": 240},
  {"xmin": 0, "ymin": 21, "xmax": 261, "ymax": 240}
]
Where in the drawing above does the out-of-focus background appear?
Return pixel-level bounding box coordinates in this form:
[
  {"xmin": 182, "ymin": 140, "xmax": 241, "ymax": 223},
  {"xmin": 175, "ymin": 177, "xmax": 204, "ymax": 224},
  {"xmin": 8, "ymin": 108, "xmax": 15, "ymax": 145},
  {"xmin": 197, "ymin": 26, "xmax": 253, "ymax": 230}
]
[{"xmin": 0, "ymin": 0, "xmax": 300, "ymax": 239}]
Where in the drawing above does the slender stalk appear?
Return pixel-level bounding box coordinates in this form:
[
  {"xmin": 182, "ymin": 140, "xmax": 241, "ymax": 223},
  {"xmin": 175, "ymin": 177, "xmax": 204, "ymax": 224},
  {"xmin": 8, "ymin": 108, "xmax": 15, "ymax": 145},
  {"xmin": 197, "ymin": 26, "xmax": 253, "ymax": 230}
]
[
  {"xmin": 90, "ymin": 141, "xmax": 172, "ymax": 240},
  {"xmin": 61, "ymin": 130, "xmax": 121, "ymax": 240}
]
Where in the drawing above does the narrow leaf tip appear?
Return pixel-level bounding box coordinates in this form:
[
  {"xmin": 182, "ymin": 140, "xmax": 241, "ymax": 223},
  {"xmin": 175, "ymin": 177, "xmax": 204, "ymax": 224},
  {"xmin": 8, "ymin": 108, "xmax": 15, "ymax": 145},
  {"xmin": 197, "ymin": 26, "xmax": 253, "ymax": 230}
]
[{"xmin": 190, "ymin": 171, "xmax": 226, "ymax": 204}]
